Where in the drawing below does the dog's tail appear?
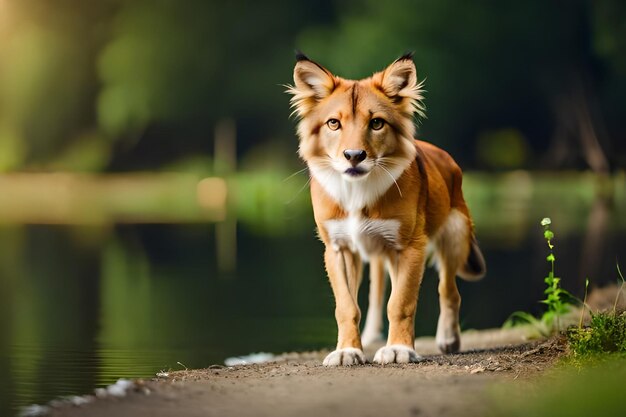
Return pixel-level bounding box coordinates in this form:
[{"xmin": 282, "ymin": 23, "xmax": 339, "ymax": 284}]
[{"xmin": 457, "ymin": 236, "xmax": 486, "ymax": 281}]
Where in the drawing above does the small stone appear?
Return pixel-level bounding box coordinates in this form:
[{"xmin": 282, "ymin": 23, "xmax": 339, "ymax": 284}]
[
  {"xmin": 18, "ymin": 404, "xmax": 50, "ymax": 417},
  {"xmin": 69, "ymin": 395, "xmax": 93, "ymax": 406},
  {"xmin": 410, "ymin": 406, "xmax": 422, "ymax": 415},
  {"xmin": 94, "ymin": 388, "xmax": 107, "ymax": 399}
]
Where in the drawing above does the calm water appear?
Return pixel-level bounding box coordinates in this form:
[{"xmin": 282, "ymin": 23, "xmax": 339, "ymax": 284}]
[{"xmin": 1, "ymin": 172, "xmax": 625, "ymax": 416}]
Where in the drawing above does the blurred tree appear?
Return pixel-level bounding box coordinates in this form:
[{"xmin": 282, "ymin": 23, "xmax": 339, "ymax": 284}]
[
  {"xmin": 97, "ymin": 0, "xmax": 218, "ymax": 136},
  {"xmin": 98, "ymin": 0, "xmax": 334, "ymax": 170},
  {"xmin": 476, "ymin": 129, "xmax": 529, "ymax": 170},
  {"xmin": 0, "ymin": 0, "xmax": 624, "ymax": 171},
  {"xmin": 0, "ymin": 0, "xmax": 113, "ymax": 170},
  {"xmin": 592, "ymin": 0, "xmax": 626, "ymax": 168},
  {"xmin": 297, "ymin": 0, "xmax": 624, "ymax": 169}
]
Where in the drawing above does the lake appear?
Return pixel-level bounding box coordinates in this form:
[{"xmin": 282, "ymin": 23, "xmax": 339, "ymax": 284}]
[{"xmin": 1, "ymin": 171, "xmax": 625, "ymax": 416}]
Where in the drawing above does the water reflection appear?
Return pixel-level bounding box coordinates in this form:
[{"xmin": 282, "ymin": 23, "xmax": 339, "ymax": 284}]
[
  {"xmin": 0, "ymin": 172, "xmax": 625, "ymax": 416},
  {"xmin": 0, "ymin": 224, "xmax": 337, "ymax": 416}
]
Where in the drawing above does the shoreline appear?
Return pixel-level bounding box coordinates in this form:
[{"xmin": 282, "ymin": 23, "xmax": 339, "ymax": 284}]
[{"xmin": 21, "ymin": 325, "xmax": 557, "ymax": 417}]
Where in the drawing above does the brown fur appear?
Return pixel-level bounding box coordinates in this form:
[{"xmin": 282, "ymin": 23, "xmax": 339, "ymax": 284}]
[{"xmin": 288, "ymin": 53, "xmax": 485, "ymax": 365}]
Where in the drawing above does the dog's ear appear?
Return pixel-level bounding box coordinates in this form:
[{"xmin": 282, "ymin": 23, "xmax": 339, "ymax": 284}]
[
  {"xmin": 381, "ymin": 53, "xmax": 417, "ymax": 100},
  {"xmin": 288, "ymin": 53, "xmax": 335, "ymax": 117},
  {"xmin": 379, "ymin": 52, "xmax": 425, "ymax": 117},
  {"xmin": 293, "ymin": 53, "xmax": 335, "ymax": 99}
]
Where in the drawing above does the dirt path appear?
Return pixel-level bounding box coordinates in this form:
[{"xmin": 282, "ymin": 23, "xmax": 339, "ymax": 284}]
[
  {"xmin": 34, "ymin": 286, "xmax": 620, "ymax": 417},
  {"xmin": 43, "ymin": 328, "xmax": 565, "ymax": 417}
]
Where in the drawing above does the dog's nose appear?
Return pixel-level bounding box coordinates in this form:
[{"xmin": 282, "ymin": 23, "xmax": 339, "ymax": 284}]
[{"xmin": 343, "ymin": 149, "xmax": 367, "ymax": 164}]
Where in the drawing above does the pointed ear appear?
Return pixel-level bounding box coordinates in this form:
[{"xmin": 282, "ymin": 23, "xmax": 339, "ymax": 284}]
[
  {"xmin": 293, "ymin": 55, "xmax": 335, "ymax": 100},
  {"xmin": 378, "ymin": 53, "xmax": 425, "ymax": 118},
  {"xmin": 380, "ymin": 54, "xmax": 417, "ymax": 99},
  {"xmin": 287, "ymin": 54, "xmax": 336, "ymax": 118}
]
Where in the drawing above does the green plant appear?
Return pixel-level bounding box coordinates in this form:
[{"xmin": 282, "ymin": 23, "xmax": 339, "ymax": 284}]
[
  {"xmin": 578, "ymin": 278, "xmax": 589, "ymax": 329},
  {"xmin": 612, "ymin": 262, "xmax": 625, "ymax": 314},
  {"xmin": 504, "ymin": 218, "xmax": 575, "ymax": 334},
  {"xmin": 539, "ymin": 217, "xmax": 574, "ymax": 332}
]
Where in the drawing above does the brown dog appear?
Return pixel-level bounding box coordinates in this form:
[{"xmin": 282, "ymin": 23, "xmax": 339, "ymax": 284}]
[{"xmin": 287, "ymin": 52, "xmax": 485, "ymax": 366}]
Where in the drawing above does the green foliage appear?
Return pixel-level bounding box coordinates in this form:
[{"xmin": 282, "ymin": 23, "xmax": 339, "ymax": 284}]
[
  {"xmin": 97, "ymin": 0, "xmax": 218, "ymax": 135},
  {"xmin": 0, "ymin": 10, "xmax": 97, "ymax": 163},
  {"xmin": 0, "ymin": 123, "xmax": 26, "ymax": 171},
  {"xmin": 491, "ymin": 357, "xmax": 626, "ymax": 417},
  {"xmin": 234, "ymin": 169, "xmax": 312, "ymax": 236},
  {"xmin": 1, "ymin": 1, "xmax": 626, "ymax": 170},
  {"xmin": 568, "ymin": 263, "xmax": 626, "ymax": 356},
  {"xmin": 476, "ymin": 129, "xmax": 529, "ymax": 169},
  {"xmin": 504, "ymin": 218, "xmax": 575, "ymax": 334},
  {"xmin": 502, "ymin": 311, "xmax": 543, "ymax": 330},
  {"xmin": 613, "ymin": 262, "xmax": 626, "ymax": 312},
  {"xmin": 297, "ymin": 0, "xmax": 615, "ymax": 158},
  {"xmin": 539, "ymin": 218, "xmax": 575, "ymax": 331},
  {"xmin": 567, "ymin": 312, "xmax": 626, "ymax": 356},
  {"xmin": 48, "ymin": 132, "xmax": 112, "ymax": 172},
  {"xmin": 579, "ymin": 278, "xmax": 590, "ymax": 328}
]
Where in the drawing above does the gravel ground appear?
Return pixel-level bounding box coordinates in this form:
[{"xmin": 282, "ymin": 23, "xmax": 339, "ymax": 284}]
[{"xmin": 42, "ymin": 328, "xmax": 567, "ymax": 417}]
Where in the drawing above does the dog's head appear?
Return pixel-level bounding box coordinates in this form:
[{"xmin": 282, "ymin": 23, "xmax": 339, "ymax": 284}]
[{"xmin": 287, "ymin": 52, "xmax": 425, "ymax": 183}]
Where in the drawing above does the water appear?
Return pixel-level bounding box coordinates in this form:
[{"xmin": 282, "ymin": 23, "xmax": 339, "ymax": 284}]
[{"xmin": 1, "ymin": 172, "xmax": 625, "ymax": 416}]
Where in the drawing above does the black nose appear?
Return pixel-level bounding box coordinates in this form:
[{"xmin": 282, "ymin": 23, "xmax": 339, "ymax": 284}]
[{"xmin": 343, "ymin": 149, "xmax": 367, "ymax": 164}]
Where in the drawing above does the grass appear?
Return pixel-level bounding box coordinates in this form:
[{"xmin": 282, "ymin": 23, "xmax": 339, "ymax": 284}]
[
  {"xmin": 494, "ymin": 311, "xmax": 626, "ymax": 416},
  {"xmin": 503, "ymin": 217, "xmax": 626, "ymax": 359},
  {"xmin": 491, "ymin": 356, "xmax": 626, "ymax": 417},
  {"xmin": 494, "ymin": 240, "xmax": 626, "ymax": 416},
  {"xmin": 567, "ymin": 312, "xmax": 626, "ymax": 356},
  {"xmin": 567, "ymin": 263, "xmax": 626, "ymax": 356}
]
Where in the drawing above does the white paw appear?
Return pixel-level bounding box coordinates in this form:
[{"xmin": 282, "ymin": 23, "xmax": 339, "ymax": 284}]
[
  {"xmin": 436, "ymin": 314, "xmax": 461, "ymax": 354},
  {"xmin": 323, "ymin": 348, "xmax": 365, "ymax": 366},
  {"xmin": 373, "ymin": 345, "xmax": 421, "ymax": 364},
  {"xmin": 436, "ymin": 331, "xmax": 460, "ymax": 354}
]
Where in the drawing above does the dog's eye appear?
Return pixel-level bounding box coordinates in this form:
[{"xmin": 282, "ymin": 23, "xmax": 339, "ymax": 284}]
[
  {"xmin": 327, "ymin": 119, "xmax": 341, "ymax": 131},
  {"xmin": 370, "ymin": 118, "xmax": 385, "ymax": 131}
]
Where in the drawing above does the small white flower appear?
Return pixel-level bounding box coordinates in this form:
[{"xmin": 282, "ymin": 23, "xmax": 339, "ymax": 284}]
[{"xmin": 540, "ymin": 217, "xmax": 551, "ymax": 227}]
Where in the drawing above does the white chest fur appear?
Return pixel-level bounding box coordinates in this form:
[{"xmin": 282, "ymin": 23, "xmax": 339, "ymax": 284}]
[
  {"xmin": 309, "ymin": 163, "xmax": 405, "ymax": 212},
  {"xmin": 325, "ymin": 214, "xmax": 402, "ymax": 259}
]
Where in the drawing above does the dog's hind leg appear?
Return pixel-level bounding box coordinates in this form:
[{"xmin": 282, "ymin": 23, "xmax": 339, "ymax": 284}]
[
  {"xmin": 361, "ymin": 255, "xmax": 386, "ymax": 347},
  {"xmin": 434, "ymin": 209, "xmax": 471, "ymax": 354}
]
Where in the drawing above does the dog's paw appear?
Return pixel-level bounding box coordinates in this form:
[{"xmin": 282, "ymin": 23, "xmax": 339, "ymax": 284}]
[
  {"xmin": 436, "ymin": 332, "xmax": 460, "ymax": 354},
  {"xmin": 436, "ymin": 315, "xmax": 461, "ymax": 354},
  {"xmin": 323, "ymin": 348, "xmax": 365, "ymax": 366},
  {"xmin": 373, "ymin": 345, "xmax": 421, "ymax": 364}
]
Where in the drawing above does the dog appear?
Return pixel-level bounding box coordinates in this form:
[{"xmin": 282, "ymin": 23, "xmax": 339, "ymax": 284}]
[{"xmin": 287, "ymin": 52, "xmax": 486, "ymax": 366}]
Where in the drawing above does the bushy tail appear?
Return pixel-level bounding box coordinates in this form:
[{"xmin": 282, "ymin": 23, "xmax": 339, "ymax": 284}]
[{"xmin": 457, "ymin": 237, "xmax": 486, "ymax": 281}]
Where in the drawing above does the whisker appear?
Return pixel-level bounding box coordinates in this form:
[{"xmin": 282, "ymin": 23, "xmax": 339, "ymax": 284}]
[
  {"xmin": 377, "ymin": 162, "xmax": 403, "ymax": 198},
  {"xmin": 286, "ymin": 157, "xmax": 334, "ymax": 205},
  {"xmin": 285, "ymin": 175, "xmax": 312, "ymax": 205},
  {"xmin": 283, "ymin": 166, "xmax": 309, "ymax": 182}
]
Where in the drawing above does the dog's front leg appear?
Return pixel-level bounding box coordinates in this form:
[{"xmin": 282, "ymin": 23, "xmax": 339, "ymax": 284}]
[
  {"xmin": 373, "ymin": 244, "xmax": 425, "ymax": 364},
  {"xmin": 322, "ymin": 246, "xmax": 365, "ymax": 366}
]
